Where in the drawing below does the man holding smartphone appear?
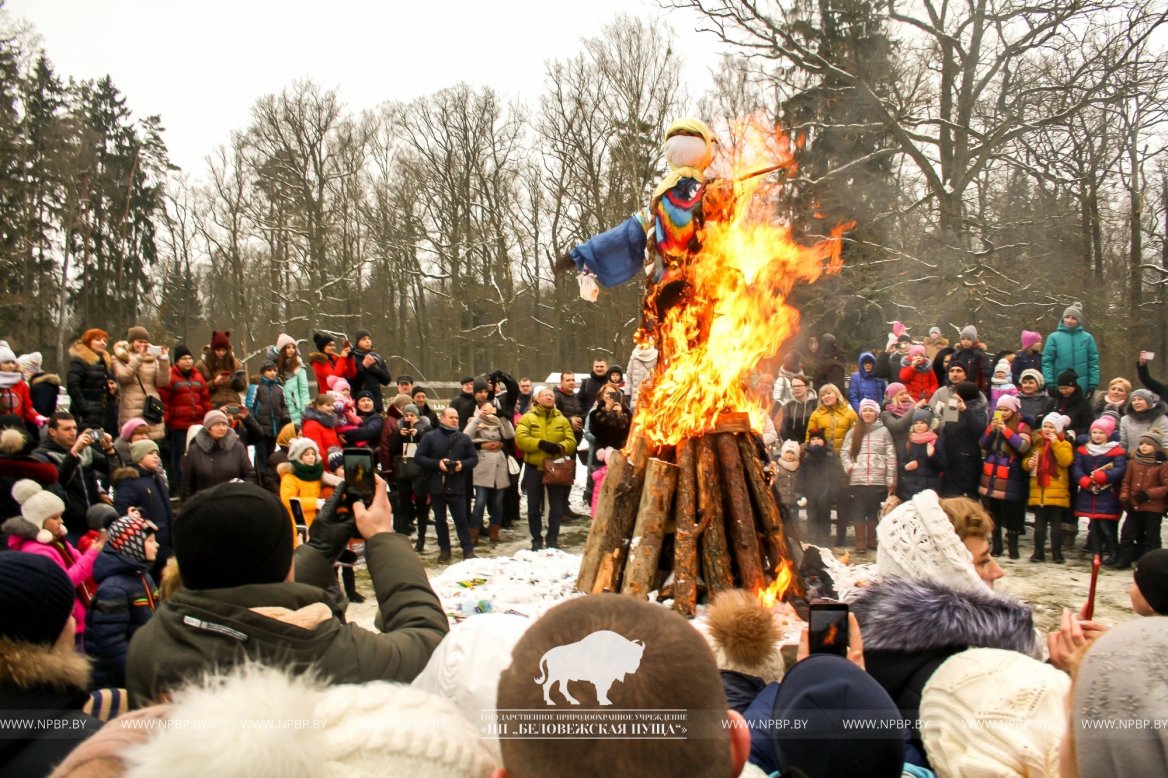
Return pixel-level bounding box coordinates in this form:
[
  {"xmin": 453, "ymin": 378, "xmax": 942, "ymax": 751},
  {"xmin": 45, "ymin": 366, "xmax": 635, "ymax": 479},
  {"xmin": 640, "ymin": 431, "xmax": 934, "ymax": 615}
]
[
  {"xmin": 125, "ymin": 479, "xmax": 448, "ymax": 707},
  {"xmin": 414, "ymin": 407, "xmax": 478, "ymax": 562},
  {"xmin": 33, "ymin": 411, "xmax": 116, "ymax": 545}
]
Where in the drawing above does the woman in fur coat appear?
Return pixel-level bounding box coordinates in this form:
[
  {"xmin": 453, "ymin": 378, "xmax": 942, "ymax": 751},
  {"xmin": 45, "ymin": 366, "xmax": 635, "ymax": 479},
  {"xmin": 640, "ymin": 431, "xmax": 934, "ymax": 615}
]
[
  {"xmin": 112, "ymin": 326, "xmax": 170, "ymax": 441},
  {"xmin": 66, "ymin": 328, "xmax": 118, "ymax": 431},
  {"xmin": 850, "ymin": 492, "xmax": 1029, "ymax": 762}
]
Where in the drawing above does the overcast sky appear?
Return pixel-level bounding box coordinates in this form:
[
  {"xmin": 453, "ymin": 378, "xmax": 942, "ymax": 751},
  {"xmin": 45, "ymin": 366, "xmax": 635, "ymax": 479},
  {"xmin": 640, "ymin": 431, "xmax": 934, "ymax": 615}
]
[{"xmin": 6, "ymin": 0, "xmax": 729, "ymax": 175}]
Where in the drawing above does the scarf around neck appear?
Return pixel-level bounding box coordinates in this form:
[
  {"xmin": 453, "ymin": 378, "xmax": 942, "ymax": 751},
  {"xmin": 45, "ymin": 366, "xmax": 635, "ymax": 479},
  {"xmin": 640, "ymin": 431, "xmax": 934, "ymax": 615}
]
[
  {"xmin": 292, "ymin": 460, "xmax": 324, "ymax": 481},
  {"xmin": 909, "ymin": 429, "xmax": 938, "ymax": 445},
  {"xmin": 886, "ymin": 397, "xmax": 915, "ymax": 418},
  {"xmin": 1036, "ymin": 438, "xmax": 1061, "ymax": 488}
]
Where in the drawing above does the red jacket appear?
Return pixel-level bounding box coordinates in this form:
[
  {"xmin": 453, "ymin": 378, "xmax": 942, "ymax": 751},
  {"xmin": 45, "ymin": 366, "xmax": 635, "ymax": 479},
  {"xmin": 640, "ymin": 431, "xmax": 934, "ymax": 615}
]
[
  {"xmin": 309, "ymin": 354, "xmax": 355, "ymax": 395},
  {"xmin": 158, "ymin": 366, "xmax": 211, "ymax": 431},
  {"xmin": 302, "ymin": 417, "xmax": 342, "ymax": 456},
  {"xmin": 0, "ymin": 379, "xmax": 39, "ymax": 425},
  {"xmin": 899, "ymin": 364, "xmax": 939, "ymax": 402}
]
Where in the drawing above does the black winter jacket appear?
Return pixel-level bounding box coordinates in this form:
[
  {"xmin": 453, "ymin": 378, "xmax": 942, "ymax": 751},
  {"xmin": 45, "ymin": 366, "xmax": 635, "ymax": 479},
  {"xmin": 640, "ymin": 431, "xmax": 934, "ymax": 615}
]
[
  {"xmin": 66, "ymin": 341, "xmax": 115, "ymax": 430},
  {"xmin": 415, "ymin": 426, "xmax": 478, "ymax": 496},
  {"xmin": 351, "ymin": 348, "xmax": 391, "ymax": 413}
]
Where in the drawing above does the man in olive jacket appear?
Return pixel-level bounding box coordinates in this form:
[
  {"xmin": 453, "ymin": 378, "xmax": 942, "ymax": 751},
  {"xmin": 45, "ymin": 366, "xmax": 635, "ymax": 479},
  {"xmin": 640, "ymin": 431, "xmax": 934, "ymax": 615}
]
[
  {"xmin": 125, "ymin": 480, "xmax": 448, "ymax": 708},
  {"xmin": 515, "ymin": 385, "xmax": 577, "ymax": 551}
]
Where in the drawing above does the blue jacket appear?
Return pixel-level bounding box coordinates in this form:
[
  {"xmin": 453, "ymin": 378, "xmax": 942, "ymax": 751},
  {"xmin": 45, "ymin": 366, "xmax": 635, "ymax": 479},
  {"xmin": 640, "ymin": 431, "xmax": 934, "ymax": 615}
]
[
  {"xmin": 415, "ymin": 426, "xmax": 478, "ymax": 496},
  {"xmin": 1043, "ymin": 323, "xmax": 1100, "ymax": 393},
  {"xmin": 85, "ymin": 550, "xmax": 158, "ymax": 688},
  {"xmin": 1072, "ymin": 443, "xmax": 1127, "ymax": 519},
  {"xmin": 848, "ymin": 353, "xmax": 887, "ymax": 411},
  {"xmin": 112, "ymin": 466, "xmax": 174, "ymax": 557},
  {"xmin": 569, "ymin": 215, "xmax": 647, "ymax": 288}
]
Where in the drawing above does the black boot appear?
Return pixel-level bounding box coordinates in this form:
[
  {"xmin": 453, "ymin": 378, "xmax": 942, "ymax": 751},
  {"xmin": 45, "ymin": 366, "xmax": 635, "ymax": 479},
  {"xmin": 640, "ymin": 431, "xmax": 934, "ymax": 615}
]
[
  {"xmin": 1007, "ymin": 531, "xmax": 1020, "ymax": 560},
  {"xmin": 991, "ymin": 526, "xmax": 1004, "ymax": 557},
  {"xmin": 340, "ymin": 566, "xmax": 366, "ymax": 603},
  {"xmin": 1031, "ymin": 523, "xmax": 1046, "ymax": 562},
  {"xmin": 1051, "ymin": 521, "xmax": 1064, "ymax": 563}
]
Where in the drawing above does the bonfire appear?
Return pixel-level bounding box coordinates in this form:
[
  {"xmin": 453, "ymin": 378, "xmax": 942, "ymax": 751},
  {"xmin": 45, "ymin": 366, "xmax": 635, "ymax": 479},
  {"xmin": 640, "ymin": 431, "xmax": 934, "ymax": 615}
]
[{"xmin": 576, "ymin": 116, "xmax": 851, "ymax": 616}]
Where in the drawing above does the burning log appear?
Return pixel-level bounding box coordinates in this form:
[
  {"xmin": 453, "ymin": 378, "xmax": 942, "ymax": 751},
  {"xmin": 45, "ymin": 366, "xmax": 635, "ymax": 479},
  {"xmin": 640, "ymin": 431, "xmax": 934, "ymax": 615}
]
[
  {"xmin": 621, "ymin": 458, "xmax": 679, "ymax": 598},
  {"xmin": 671, "ymin": 440, "xmax": 700, "ymax": 617},
  {"xmin": 576, "ymin": 435, "xmax": 651, "ymax": 593},
  {"xmin": 737, "ymin": 435, "xmax": 805, "ymax": 596},
  {"xmin": 715, "ymin": 433, "xmax": 766, "ymax": 592},
  {"xmin": 697, "ymin": 435, "xmax": 735, "ymax": 596}
]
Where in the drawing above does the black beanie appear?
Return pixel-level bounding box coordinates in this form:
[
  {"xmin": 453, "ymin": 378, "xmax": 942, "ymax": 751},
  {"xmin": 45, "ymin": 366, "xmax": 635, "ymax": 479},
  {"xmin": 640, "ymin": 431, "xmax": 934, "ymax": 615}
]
[
  {"xmin": 472, "ymin": 377, "xmax": 490, "ymax": 393},
  {"xmin": 312, "ymin": 332, "xmax": 334, "ymax": 353},
  {"xmin": 173, "ymin": 344, "xmax": 193, "ymax": 362},
  {"xmin": 0, "ymin": 552, "xmax": 76, "ymax": 645},
  {"xmin": 1057, "ymin": 368, "xmax": 1079, "ymax": 388},
  {"xmin": 1134, "ymin": 549, "xmax": 1168, "ymax": 615},
  {"xmin": 353, "ymin": 329, "xmax": 371, "ymax": 345},
  {"xmin": 174, "ymin": 482, "xmax": 294, "ymax": 590},
  {"xmin": 954, "ymin": 381, "xmax": 980, "ymax": 402}
]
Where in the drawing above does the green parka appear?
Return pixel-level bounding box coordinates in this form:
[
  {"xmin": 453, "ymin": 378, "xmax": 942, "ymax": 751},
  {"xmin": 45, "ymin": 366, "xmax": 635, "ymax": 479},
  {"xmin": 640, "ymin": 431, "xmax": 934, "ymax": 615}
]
[
  {"xmin": 515, "ymin": 403, "xmax": 578, "ymax": 470},
  {"xmin": 125, "ymin": 533, "xmax": 448, "ymax": 708}
]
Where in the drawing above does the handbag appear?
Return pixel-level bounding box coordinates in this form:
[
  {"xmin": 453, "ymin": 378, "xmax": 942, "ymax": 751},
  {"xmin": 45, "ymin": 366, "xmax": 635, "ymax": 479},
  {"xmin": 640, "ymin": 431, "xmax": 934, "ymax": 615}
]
[
  {"xmin": 542, "ymin": 456, "xmax": 575, "ymax": 486},
  {"xmin": 395, "ymin": 441, "xmax": 422, "ymax": 481},
  {"xmin": 137, "ymin": 374, "xmax": 164, "ymax": 424},
  {"xmin": 507, "ymin": 455, "xmax": 521, "ymax": 476}
]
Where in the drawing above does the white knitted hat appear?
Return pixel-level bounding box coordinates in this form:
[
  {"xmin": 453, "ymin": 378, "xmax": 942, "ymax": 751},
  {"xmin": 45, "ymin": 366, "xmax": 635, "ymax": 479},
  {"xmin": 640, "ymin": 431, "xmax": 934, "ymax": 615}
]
[
  {"xmin": 411, "ymin": 613, "xmax": 529, "ymax": 762},
  {"xmin": 10, "ymin": 478, "xmax": 43, "ymax": 507},
  {"xmin": 276, "ymin": 333, "xmax": 296, "ymax": 351},
  {"xmin": 875, "ymin": 490, "xmax": 988, "ymax": 593},
  {"xmin": 921, "ymin": 648, "xmax": 1070, "ymax": 778},
  {"xmin": 19, "ymin": 487, "xmax": 65, "ymax": 544},
  {"xmin": 123, "ymin": 665, "xmax": 497, "ymax": 778},
  {"xmin": 287, "ymin": 437, "xmax": 320, "ymax": 465}
]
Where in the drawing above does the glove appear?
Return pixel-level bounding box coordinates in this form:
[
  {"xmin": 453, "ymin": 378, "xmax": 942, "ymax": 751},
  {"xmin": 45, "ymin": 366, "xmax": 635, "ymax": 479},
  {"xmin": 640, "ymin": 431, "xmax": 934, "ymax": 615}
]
[
  {"xmin": 1092, "ymin": 469, "xmax": 1108, "ymax": 485},
  {"xmin": 1137, "ymin": 490, "xmax": 1151, "ymax": 504},
  {"xmin": 34, "ymin": 414, "xmax": 48, "ymax": 427},
  {"xmin": 537, "ymin": 440, "xmax": 561, "ymax": 454},
  {"xmin": 306, "ymin": 483, "xmax": 357, "ymax": 565},
  {"xmin": 1079, "ymin": 476, "xmax": 1092, "ymax": 490}
]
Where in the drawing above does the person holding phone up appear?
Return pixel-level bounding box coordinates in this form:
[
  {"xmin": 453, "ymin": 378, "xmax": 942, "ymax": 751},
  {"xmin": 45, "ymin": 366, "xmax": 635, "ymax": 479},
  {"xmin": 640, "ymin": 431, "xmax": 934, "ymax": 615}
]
[{"xmin": 112, "ymin": 325, "xmax": 169, "ymax": 442}]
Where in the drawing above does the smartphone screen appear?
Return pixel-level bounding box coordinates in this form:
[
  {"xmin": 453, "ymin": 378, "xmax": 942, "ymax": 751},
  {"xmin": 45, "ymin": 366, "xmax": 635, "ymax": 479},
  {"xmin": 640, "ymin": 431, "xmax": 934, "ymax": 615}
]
[
  {"xmin": 343, "ymin": 448, "xmax": 375, "ymax": 500},
  {"xmin": 809, "ymin": 602, "xmax": 849, "ymax": 656}
]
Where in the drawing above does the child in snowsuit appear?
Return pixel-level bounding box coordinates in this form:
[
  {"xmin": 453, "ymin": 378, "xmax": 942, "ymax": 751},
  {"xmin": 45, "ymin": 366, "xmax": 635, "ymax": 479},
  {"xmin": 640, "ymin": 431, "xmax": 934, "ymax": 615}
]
[
  {"xmin": 839, "ymin": 399, "xmax": 897, "ymax": 553},
  {"xmin": 86, "ymin": 514, "xmax": 159, "ymax": 688},
  {"xmin": 1023, "ymin": 413, "xmax": 1074, "ymax": 563},
  {"xmin": 245, "ymin": 360, "xmax": 291, "ymax": 489},
  {"xmin": 279, "ymin": 437, "xmax": 343, "ymax": 542},
  {"xmin": 1073, "ymin": 416, "xmax": 1128, "ymax": 565},
  {"xmin": 989, "ymin": 359, "xmax": 1018, "ymax": 411},
  {"xmin": 771, "ymin": 439, "xmax": 801, "ymax": 517},
  {"xmin": 1117, "ymin": 432, "xmax": 1168, "ymax": 569},
  {"xmin": 900, "ymin": 408, "xmax": 944, "ymax": 498},
  {"xmin": 800, "ymin": 429, "xmax": 839, "ymax": 545},
  {"xmin": 848, "ymin": 352, "xmax": 887, "ymax": 412},
  {"xmin": 590, "ymin": 447, "xmax": 612, "ymax": 516},
  {"xmin": 979, "ymin": 394, "xmax": 1032, "ymax": 559}
]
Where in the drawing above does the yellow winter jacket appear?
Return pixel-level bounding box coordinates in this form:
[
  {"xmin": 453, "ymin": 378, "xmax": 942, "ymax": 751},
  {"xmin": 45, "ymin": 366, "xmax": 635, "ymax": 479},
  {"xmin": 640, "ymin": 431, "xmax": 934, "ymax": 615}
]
[
  {"xmin": 805, "ymin": 403, "xmax": 858, "ymax": 454},
  {"xmin": 515, "ymin": 404, "xmax": 577, "ymax": 471},
  {"xmin": 1022, "ymin": 436, "xmax": 1074, "ymax": 508},
  {"xmin": 278, "ymin": 463, "xmax": 342, "ymax": 539}
]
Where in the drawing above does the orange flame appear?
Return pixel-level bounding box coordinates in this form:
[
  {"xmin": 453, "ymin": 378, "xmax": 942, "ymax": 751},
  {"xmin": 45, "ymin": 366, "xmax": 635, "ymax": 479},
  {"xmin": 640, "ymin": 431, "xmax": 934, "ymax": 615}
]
[
  {"xmin": 756, "ymin": 557, "xmax": 797, "ymax": 609},
  {"xmin": 634, "ymin": 114, "xmax": 852, "ymax": 447}
]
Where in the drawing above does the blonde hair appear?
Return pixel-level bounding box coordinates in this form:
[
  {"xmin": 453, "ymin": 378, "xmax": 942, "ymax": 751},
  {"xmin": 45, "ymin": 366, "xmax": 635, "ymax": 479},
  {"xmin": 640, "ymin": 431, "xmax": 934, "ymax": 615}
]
[{"xmin": 1108, "ymin": 377, "xmax": 1132, "ymax": 394}]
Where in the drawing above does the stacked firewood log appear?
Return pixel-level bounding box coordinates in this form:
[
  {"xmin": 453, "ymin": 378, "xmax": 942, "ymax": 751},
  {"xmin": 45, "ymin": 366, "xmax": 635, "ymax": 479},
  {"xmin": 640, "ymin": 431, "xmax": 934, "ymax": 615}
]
[{"xmin": 576, "ymin": 413, "xmax": 805, "ymax": 617}]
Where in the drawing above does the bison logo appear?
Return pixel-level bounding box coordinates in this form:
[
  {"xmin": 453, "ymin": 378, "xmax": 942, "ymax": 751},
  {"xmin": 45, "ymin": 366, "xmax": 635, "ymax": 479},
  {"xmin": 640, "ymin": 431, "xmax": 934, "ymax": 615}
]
[{"xmin": 534, "ymin": 630, "xmax": 646, "ymax": 706}]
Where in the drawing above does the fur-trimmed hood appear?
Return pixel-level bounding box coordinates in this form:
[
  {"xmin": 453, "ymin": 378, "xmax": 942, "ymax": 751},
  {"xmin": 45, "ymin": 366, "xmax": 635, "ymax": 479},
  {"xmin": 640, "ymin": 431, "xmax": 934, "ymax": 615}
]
[
  {"xmin": 30, "ymin": 372, "xmax": 60, "ymax": 387},
  {"xmin": 3, "ymin": 515, "xmax": 49, "ymax": 543},
  {"xmin": 68, "ymin": 340, "xmax": 112, "ymax": 369},
  {"xmin": 112, "ymin": 340, "xmax": 160, "ymax": 365},
  {"xmin": 0, "ymin": 636, "xmax": 91, "ymax": 692},
  {"xmin": 850, "ymin": 577, "xmax": 1037, "ymax": 657},
  {"xmin": 112, "ymin": 464, "xmax": 148, "ymax": 485},
  {"xmin": 307, "ymin": 351, "xmax": 331, "ymax": 366}
]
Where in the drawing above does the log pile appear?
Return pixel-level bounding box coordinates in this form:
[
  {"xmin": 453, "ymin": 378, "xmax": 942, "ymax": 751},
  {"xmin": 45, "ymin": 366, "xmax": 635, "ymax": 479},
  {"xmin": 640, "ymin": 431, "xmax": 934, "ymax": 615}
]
[{"xmin": 577, "ymin": 413, "xmax": 806, "ymax": 616}]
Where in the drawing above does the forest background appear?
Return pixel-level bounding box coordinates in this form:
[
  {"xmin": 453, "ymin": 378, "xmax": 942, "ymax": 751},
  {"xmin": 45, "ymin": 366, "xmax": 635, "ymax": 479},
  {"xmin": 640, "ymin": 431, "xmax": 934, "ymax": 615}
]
[{"xmin": 1, "ymin": 0, "xmax": 1166, "ymax": 385}]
